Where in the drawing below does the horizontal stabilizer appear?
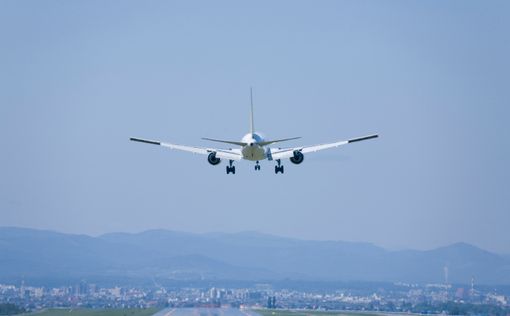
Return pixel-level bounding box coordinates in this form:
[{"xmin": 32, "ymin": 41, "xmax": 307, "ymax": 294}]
[
  {"xmin": 202, "ymin": 138, "xmax": 247, "ymax": 146},
  {"xmin": 258, "ymin": 137, "xmax": 301, "ymax": 146}
]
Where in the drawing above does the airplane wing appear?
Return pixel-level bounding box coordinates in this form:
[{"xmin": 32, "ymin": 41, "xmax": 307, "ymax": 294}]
[
  {"xmin": 130, "ymin": 137, "xmax": 242, "ymax": 160},
  {"xmin": 270, "ymin": 134, "xmax": 378, "ymax": 160}
]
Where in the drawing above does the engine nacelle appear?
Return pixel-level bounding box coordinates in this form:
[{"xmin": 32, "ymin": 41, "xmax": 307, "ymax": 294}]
[
  {"xmin": 290, "ymin": 150, "xmax": 304, "ymax": 164},
  {"xmin": 207, "ymin": 152, "xmax": 221, "ymax": 165}
]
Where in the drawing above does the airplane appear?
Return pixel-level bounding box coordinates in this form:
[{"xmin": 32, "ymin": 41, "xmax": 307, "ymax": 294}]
[{"xmin": 130, "ymin": 89, "xmax": 378, "ymax": 174}]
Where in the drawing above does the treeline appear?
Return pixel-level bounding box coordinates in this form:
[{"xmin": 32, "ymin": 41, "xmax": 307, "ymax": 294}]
[{"xmin": 0, "ymin": 303, "xmax": 25, "ymax": 315}]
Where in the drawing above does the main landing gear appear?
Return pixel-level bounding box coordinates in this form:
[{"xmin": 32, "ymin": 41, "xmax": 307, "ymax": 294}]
[
  {"xmin": 226, "ymin": 160, "xmax": 236, "ymax": 174},
  {"xmin": 255, "ymin": 161, "xmax": 261, "ymax": 171},
  {"xmin": 275, "ymin": 159, "xmax": 284, "ymax": 174}
]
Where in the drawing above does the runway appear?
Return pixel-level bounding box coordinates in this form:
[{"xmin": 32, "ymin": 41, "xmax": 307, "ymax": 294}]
[{"xmin": 153, "ymin": 308, "xmax": 262, "ymax": 316}]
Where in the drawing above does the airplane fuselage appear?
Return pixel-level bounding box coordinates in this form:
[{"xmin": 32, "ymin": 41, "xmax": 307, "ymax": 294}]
[{"xmin": 240, "ymin": 132, "xmax": 266, "ymax": 161}]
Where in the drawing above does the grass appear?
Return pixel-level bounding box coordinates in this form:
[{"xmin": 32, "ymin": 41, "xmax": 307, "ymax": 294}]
[
  {"xmin": 32, "ymin": 308, "xmax": 160, "ymax": 316},
  {"xmin": 255, "ymin": 309, "xmax": 384, "ymax": 316}
]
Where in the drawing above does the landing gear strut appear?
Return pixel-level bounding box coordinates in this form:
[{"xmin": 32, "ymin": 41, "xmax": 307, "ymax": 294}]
[
  {"xmin": 274, "ymin": 159, "xmax": 284, "ymax": 174},
  {"xmin": 226, "ymin": 160, "xmax": 236, "ymax": 174},
  {"xmin": 255, "ymin": 161, "xmax": 261, "ymax": 171}
]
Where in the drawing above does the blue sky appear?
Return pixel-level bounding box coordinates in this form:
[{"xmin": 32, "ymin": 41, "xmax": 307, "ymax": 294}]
[{"xmin": 1, "ymin": 1, "xmax": 509, "ymax": 253}]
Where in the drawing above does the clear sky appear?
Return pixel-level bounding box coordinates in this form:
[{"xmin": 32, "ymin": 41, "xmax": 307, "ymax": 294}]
[{"xmin": 1, "ymin": 1, "xmax": 509, "ymax": 253}]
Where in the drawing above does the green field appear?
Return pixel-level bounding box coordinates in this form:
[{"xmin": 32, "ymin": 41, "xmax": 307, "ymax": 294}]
[
  {"xmin": 255, "ymin": 309, "xmax": 384, "ymax": 316},
  {"xmin": 31, "ymin": 308, "xmax": 160, "ymax": 316}
]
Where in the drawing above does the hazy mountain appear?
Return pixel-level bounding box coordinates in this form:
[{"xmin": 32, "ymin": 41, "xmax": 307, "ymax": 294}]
[{"xmin": 1, "ymin": 227, "xmax": 509, "ymax": 285}]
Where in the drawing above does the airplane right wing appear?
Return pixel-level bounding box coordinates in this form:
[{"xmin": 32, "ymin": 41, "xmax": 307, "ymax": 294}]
[
  {"xmin": 270, "ymin": 134, "xmax": 378, "ymax": 160},
  {"xmin": 130, "ymin": 137, "xmax": 242, "ymax": 160}
]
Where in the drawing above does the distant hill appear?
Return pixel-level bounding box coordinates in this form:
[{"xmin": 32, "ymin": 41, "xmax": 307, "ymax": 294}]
[{"xmin": 1, "ymin": 227, "xmax": 509, "ymax": 285}]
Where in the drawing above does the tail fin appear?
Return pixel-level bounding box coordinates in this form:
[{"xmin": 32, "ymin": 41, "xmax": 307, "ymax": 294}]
[{"xmin": 250, "ymin": 87, "xmax": 254, "ymax": 135}]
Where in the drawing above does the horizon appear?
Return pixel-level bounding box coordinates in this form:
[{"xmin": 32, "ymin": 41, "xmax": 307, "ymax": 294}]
[{"xmin": 2, "ymin": 225, "xmax": 507, "ymax": 255}]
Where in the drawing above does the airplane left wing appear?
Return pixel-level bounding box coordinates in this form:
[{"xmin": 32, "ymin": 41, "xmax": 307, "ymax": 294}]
[
  {"xmin": 270, "ymin": 134, "xmax": 378, "ymax": 160},
  {"xmin": 130, "ymin": 137, "xmax": 242, "ymax": 160}
]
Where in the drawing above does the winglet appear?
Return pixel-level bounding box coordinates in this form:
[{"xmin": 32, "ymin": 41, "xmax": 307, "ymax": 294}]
[
  {"xmin": 130, "ymin": 137, "xmax": 161, "ymax": 145},
  {"xmin": 347, "ymin": 134, "xmax": 379, "ymax": 143}
]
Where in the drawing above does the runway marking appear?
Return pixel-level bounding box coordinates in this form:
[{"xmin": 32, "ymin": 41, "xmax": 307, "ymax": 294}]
[
  {"xmin": 240, "ymin": 310, "xmax": 259, "ymax": 316},
  {"xmin": 164, "ymin": 309, "xmax": 176, "ymax": 316}
]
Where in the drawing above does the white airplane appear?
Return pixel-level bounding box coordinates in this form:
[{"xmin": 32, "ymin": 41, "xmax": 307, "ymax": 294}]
[{"xmin": 130, "ymin": 89, "xmax": 378, "ymax": 174}]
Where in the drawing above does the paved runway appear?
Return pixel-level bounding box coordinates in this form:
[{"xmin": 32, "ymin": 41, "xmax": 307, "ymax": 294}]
[{"xmin": 153, "ymin": 308, "xmax": 262, "ymax": 316}]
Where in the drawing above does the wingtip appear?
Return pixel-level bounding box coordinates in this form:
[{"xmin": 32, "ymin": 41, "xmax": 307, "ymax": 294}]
[
  {"xmin": 130, "ymin": 137, "xmax": 161, "ymax": 145},
  {"xmin": 348, "ymin": 134, "xmax": 379, "ymax": 143}
]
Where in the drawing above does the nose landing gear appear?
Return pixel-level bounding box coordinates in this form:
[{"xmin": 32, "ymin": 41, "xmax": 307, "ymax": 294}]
[
  {"xmin": 226, "ymin": 160, "xmax": 236, "ymax": 174},
  {"xmin": 274, "ymin": 159, "xmax": 284, "ymax": 174},
  {"xmin": 255, "ymin": 161, "xmax": 261, "ymax": 171}
]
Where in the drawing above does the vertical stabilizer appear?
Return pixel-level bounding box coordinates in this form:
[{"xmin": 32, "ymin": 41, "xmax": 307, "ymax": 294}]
[{"xmin": 250, "ymin": 87, "xmax": 255, "ymax": 135}]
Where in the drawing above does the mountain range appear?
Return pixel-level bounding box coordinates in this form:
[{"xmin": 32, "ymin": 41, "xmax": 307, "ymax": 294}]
[{"xmin": 1, "ymin": 227, "xmax": 509, "ymax": 285}]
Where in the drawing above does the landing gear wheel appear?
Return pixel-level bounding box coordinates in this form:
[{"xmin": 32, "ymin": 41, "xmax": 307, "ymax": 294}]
[
  {"xmin": 275, "ymin": 166, "xmax": 284, "ymax": 174},
  {"xmin": 275, "ymin": 160, "xmax": 284, "ymax": 174},
  {"xmin": 226, "ymin": 160, "xmax": 236, "ymax": 175}
]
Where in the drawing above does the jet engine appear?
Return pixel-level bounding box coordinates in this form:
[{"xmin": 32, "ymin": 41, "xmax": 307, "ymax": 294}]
[
  {"xmin": 290, "ymin": 150, "xmax": 304, "ymax": 164},
  {"xmin": 207, "ymin": 152, "xmax": 221, "ymax": 165}
]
